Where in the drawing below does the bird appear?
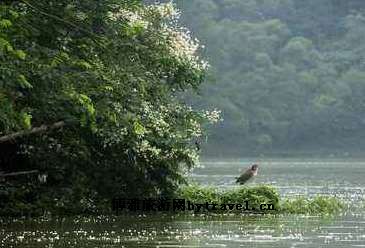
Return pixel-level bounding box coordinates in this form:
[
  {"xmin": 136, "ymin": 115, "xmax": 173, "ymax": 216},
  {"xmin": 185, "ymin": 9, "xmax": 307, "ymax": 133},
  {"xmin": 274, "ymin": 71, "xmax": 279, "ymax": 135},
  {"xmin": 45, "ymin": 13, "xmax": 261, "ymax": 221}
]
[{"xmin": 236, "ymin": 164, "xmax": 259, "ymax": 185}]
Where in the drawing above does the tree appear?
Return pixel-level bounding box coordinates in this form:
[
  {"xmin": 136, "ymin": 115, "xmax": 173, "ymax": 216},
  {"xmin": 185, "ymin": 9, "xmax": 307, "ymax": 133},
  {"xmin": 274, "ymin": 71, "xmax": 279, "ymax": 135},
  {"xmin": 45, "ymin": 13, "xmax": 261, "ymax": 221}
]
[{"xmin": 0, "ymin": 0, "xmax": 218, "ymax": 214}]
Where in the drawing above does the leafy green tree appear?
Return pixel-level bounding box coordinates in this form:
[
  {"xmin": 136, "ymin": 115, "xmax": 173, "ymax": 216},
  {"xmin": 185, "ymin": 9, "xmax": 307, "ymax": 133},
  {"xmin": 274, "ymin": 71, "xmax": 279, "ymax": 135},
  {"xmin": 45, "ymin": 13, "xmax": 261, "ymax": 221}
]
[{"xmin": 0, "ymin": 0, "xmax": 218, "ymax": 214}]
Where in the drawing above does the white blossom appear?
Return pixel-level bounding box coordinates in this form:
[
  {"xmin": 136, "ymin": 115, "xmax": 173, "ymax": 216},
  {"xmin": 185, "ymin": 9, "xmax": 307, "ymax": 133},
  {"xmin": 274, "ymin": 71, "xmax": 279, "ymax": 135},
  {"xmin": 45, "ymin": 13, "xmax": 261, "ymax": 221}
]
[
  {"xmin": 107, "ymin": 8, "xmax": 149, "ymax": 29},
  {"xmin": 202, "ymin": 109, "xmax": 222, "ymax": 123}
]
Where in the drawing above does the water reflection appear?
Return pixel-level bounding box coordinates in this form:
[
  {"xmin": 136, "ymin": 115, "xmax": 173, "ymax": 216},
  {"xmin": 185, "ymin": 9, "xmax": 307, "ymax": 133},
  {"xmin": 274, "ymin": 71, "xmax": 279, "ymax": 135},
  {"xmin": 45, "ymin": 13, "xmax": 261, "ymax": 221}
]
[{"xmin": 1, "ymin": 159, "xmax": 365, "ymax": 247}]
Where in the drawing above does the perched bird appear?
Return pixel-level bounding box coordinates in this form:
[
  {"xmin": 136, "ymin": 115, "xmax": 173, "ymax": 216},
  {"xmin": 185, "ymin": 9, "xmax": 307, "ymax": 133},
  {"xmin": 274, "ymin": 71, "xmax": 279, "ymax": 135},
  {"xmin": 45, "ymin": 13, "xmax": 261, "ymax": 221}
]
[{"xmin": 236, "ymin": 164, "xmax": 259, "ymax": 185}]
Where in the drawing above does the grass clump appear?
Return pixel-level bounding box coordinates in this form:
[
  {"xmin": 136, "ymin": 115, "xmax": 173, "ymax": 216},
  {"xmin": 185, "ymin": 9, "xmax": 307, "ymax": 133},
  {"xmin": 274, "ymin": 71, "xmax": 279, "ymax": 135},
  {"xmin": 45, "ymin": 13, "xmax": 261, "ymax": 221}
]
[
  {"xmin": 178, "ymin": 184, "xmax": 343, "ymax": 215},
  {"xmin": 179, "ymin": 184, "xmax": 279, "ymax": 213},
  {"xmin": 179, "ymin": 184, "xmax": 221, "ymax": 204},
  {"xmin": 280, "ymin": 196, "xmax": 343, "ymax": 215}
]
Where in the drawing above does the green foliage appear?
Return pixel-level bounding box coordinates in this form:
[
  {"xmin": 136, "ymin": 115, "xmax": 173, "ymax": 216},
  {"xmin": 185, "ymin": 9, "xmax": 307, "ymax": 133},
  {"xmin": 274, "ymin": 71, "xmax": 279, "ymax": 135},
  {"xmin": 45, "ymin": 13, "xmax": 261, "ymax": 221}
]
[
  {"xmin": 0, "ymin": 179, "xmax": 104, "ymax": 216},
  {"xmin": 179, "ymin": 184, "xmax": 343, "ymax": 215},
  {"xmin": 280, "ymin": 196, "xmax": 344, "ymax": 215},
  {"xmin": 179, "ymin": 183, "xmax": 221, "ymax": 203},
  {"xmin": 221, "ymin": 186, "xmax": 279, "ymax": 211},
  {"xmin": 0, "ymin": 0, "xmax": 218, "ymax": 215},
  {"xmin": 180, "ymin": 184, "xmax": 279, "ymax": 213}
]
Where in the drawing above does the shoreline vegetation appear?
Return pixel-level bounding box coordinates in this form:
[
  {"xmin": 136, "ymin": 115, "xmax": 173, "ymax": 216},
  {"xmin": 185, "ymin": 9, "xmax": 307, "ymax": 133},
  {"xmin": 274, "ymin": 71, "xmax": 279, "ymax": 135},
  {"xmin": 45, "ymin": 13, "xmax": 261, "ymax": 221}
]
[
  {"xmin": 0, "ymin": 184, "xmax": 343, "ymax": 217},
  {"xmin": 0, "ymin": 1, "xmax": 217, "ymax": 218},
  {"xmin": 179, "ymin": 184, "xmax": 344, "ymax": 215}
]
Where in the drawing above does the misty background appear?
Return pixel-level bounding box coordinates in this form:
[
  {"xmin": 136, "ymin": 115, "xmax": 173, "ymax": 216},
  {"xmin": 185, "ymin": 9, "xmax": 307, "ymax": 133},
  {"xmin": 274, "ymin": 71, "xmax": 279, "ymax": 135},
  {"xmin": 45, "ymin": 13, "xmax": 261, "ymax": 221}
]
[{"xmin": 170, "ymin": 0, "xmax": 365, "ymax": 157}]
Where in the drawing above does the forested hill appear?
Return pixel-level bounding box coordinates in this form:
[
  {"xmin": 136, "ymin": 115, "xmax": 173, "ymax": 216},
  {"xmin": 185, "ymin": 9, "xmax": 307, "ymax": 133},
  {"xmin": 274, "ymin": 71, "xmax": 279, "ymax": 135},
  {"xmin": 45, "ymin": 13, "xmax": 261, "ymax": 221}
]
[{"xmin": 175, "ymin": 0, "xmax": 365, "ymax": 156}]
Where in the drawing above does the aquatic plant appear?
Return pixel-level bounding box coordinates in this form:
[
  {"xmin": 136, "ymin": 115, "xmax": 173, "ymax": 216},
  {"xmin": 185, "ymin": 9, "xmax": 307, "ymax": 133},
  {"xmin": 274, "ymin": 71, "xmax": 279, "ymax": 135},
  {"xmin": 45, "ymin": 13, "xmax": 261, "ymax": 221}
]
[
  {"xmin": 179, "ymin": 184, "xmax": 343, "ymax": 215},
  {"xmin": 280, "ymin": 196, "xmax": 344, "ymax": 215},
  {"xmin": 179, "ymin": 184, "xmax": 279, "ymax": 213}
]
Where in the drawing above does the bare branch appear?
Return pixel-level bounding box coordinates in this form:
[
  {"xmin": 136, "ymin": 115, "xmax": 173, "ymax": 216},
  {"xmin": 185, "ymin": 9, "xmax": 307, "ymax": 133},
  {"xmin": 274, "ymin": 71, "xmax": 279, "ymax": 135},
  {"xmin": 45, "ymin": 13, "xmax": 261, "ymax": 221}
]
[
  {"xmin": 0, "ymin": 170, "xmax": 39, "ymax": 177},
  {"xmin": 0, "ymin": 121, "xmax": 65, "ymax": 143}
]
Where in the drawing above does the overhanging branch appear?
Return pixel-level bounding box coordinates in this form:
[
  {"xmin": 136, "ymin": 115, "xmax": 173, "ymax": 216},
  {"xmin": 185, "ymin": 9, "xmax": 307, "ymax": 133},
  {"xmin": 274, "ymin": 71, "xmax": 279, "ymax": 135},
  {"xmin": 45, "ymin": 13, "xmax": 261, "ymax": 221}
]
[
  {"xmin": 0, "ymin": 121, "xmax": 65, "ymax": 143},
  {"xmin": 0, "ymin": 170, "xmax": 39, "ymax": 177}
]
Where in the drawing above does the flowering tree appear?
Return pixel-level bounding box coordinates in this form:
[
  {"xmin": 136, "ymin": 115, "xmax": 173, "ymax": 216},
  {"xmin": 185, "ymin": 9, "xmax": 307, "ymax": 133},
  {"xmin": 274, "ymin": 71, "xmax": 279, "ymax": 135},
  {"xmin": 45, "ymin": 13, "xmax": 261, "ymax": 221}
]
[{"xmin": 0, "ymin": 0, "xmax": 219, "ymax": 212}]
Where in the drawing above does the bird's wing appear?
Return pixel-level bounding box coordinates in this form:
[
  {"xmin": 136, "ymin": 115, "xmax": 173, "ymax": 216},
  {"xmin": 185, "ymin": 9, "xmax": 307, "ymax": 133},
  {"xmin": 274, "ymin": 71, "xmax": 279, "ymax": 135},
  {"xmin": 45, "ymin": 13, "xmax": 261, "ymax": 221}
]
[{"xmin": 236, "ymin": 170, "xmax": 253, "ymax": 184}]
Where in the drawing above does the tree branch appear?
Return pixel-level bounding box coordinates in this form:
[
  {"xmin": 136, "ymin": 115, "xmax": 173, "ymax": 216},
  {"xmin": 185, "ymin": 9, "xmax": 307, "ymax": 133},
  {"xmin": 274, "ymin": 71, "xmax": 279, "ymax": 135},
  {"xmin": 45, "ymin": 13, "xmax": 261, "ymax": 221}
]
[
  {"xmin": 0, "ymin": 170, "xmax": 39, "ymax": 177},
  {"xmin": 0, "ymin": 121, "xmax": 65, "ymax": 143},
  {"xmin": 20, "ymin": 0, "xmax": 106, "ymax": 48}
]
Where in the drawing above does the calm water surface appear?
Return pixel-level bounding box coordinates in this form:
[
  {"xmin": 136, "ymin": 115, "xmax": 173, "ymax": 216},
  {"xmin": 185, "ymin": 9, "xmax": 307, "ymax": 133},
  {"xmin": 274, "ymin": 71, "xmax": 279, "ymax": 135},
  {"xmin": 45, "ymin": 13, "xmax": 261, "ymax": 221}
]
[{"xmin": 1, "ymin": 158, "xmax": 365, "ymax": 247}]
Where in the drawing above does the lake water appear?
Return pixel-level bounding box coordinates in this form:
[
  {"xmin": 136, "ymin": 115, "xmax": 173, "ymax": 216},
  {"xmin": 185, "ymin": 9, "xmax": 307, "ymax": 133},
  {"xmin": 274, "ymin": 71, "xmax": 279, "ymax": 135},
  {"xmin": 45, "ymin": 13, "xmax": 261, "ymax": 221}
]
[{"xmin": 1, "ymin": 158, "xmax": 365, "ymax": 247}]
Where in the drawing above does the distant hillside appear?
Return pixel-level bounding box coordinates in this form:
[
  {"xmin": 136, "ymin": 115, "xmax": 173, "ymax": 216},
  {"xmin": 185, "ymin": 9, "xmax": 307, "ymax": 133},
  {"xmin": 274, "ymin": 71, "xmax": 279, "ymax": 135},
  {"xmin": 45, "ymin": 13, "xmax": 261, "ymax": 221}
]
[{"xmin": 176, "ymin": 0, "xmax": 365, "ymax": 156}]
